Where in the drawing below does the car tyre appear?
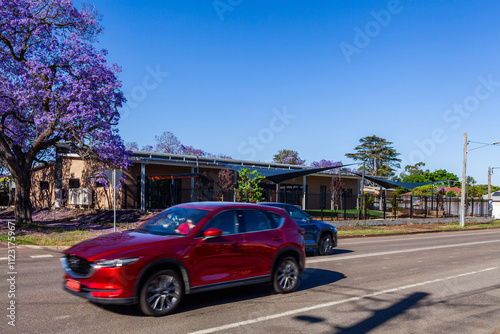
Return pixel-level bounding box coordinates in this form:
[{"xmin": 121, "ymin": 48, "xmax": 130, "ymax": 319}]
[
  {"xmin": 318, "ymin": 233, "xmax": 334, "ymax": 256},
  {"xmin": 139, "ymin": 269, "xmax": 183, "ymax": 316},
  {"xmin": 273, "ymin": 256, "xmax": 299, "ymax": 294}
]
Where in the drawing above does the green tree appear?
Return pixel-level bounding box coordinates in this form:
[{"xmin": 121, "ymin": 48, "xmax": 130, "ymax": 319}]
[
  {"xmin": 413, "ymin": 185, "xmax": 434, "ymax": 196},
  {"xmin": 346, "ymin": 135, "xmax": 401, "ymax": 177},
  {"xmin": 413, "ymin": 184, "xmax": 451, "ymax": 197},
  {"xmin": 473, "ymin": 184, "xmax": 500, "ymax": 196},
  {"xmin": 468, "ymin": 185, "xmax": 483, "ymax": 198},
  {"xmin": 363, "ymin": 193, "xmax": 374, "ymax": 217},
  {"xmin": 446, "ymin": 190, "xmax": 457, "ymax": 197},
  {"xmin": 390, "ymin": 193, "xmax": 400, "ymax": 217},
  {"xmin": 237, "ymin": 169, "xmax": 265, "ymax": 202},
  {"xmin": 398, "ymin": 162, "xmax": 428, "ymax": 180},
  {"xmin": 401, "ymin": 169, "xmax": 459, "ymax": 184}
]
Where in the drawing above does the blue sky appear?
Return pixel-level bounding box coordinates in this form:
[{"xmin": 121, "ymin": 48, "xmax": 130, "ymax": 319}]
[{"xmin": 80, "ymin": 0, "xmax": 500, "ymax": 184}]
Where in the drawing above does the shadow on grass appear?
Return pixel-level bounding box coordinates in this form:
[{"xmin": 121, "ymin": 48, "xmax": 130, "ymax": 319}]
[{"xmin": 0, "ymin": 208, "xmax": 157, "ymax": 232}]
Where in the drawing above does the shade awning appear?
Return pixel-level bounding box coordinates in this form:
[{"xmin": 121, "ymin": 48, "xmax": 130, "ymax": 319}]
[
  {"xmin": 216, "ymin": 162, "xmax": 359, "ymax": 183},
  {"xmin": 359, "ymin": 174, "xmax": 453, "ymax": 190}
]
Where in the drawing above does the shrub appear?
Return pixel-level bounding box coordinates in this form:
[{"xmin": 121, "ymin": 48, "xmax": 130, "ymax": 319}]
[{"xmin": 445, "ymin": 190, "xmax": 457, "ymax": 197}]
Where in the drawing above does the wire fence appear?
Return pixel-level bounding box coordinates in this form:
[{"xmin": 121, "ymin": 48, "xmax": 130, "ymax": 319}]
[
  {"xmin": 375, "ymin": 194, "xmax": 489, "ymax": 218},
  {"xmin": 12, "ymin": 183, "xmax": 491, "ymax": 220}
]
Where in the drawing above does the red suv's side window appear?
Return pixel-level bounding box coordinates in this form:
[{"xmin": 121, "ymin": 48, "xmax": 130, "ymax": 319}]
[
  {"xmin": 266, "ymin": 212, "xmax": 285, "ymax": 229},
  {"xmin": 200, "ymin": 210, "xmax": 239, "ymax": 235},
  {"xmin": 241, "ymin": 210, "xmax": 273, "ymax": 232}
]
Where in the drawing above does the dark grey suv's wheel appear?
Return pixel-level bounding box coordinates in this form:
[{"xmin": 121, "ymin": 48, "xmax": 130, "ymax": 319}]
[
  {"xmin": 318, "ymin": 233, "xmax": 334, "ymax": 255},
  {"xmin": 273, "ymin": 256, "xmax": 299, "ymax": 293},
  {"xmin": 139, "ymin": 269, "xmax": 183, "ymax": 316}
]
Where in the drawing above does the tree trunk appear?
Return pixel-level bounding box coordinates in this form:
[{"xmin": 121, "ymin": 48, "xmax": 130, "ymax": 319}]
[{"xmin": 14, "ymin": 171, "xmax": 33, "ymax": 227}]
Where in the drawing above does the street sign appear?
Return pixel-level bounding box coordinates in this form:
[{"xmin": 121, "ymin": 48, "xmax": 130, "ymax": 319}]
[
  {"xmin": 105, "ymin": 170, "xmax": 123, "ymax": 188},
  {"xmin": 104, "ymin": 169, "xmax": 123, "ymax": 233}
]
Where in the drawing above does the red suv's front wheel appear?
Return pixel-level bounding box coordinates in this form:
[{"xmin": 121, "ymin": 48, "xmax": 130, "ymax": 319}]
[{"xmin": 139, "ymin": 269, "xmax": 184, "ymax": 316}]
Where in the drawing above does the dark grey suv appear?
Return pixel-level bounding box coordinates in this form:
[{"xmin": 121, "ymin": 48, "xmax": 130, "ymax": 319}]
[{"xmin": 261, "ymin": 203, "xmax": 337, "ymax": 255}]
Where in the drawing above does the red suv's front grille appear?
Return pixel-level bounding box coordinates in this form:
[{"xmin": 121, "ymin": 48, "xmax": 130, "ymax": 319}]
[{"xmin": 66, "ymin": 255, "xmax": 92, "ymax": 276}]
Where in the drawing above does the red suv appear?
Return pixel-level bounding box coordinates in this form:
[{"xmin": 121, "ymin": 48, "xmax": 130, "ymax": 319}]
[{"xmin": 61, "ymin": 202, "xmax": 306, "ymax": 316}]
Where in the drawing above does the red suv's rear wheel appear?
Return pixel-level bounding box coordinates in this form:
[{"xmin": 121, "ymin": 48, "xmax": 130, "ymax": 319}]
[{"xmin": 139, "ymin": 269, "xmax": 184, "ymax": 316}]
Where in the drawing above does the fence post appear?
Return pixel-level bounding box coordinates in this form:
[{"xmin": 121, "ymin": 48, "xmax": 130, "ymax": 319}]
[
  {"xmin": 471, "ymin": 197, "xmax": 474, "ymax": 217},
  {"xmin": 436, "ymin": 196, "xmax": 439, "ymax": 218},
  {"xmin": 344, "ymin": 193, "xmax": 347, "ymax": 220},
  {"xmin": 410, "ymin": 191, "xmax": 414, "ymax": 218},
  {"xmin": 383, "ymin": 190, "xmax": 386, "ymax": 220},
  {"xmin": 424, "ymin": 196, "xmax": 427, "ymax": 218}
]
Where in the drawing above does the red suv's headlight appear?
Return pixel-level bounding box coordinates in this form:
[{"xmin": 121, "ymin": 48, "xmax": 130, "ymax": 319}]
[{"xmin": 91, "ymin": 257, "xmax": 141, "ymax": 269}]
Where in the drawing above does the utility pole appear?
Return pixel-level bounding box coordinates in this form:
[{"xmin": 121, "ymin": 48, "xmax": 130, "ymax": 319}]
[
  {"xmin": 488, "ymin": 166, "xmax": 492, "ymax": 202},
  {"xmin": 488, "ymin": 166, "xmax": 492, "ymax": 217},
  {"xmin": 460, "ymin": 137, "xmax": 500, "ymax": 225},
  {"xmin": 359, "ymin": 161, "xmax": 366, "ymax": 220},
  {"xmin": 460, "ymin": 133, "xmax": 467, "ymax": 227}
]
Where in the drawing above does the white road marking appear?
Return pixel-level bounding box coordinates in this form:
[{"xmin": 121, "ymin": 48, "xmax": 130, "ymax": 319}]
[
  {"xmin": 308, "ymin": 239, "xmax": 500, "ymax": 264},
  {"xmin": 30, "ymin": 254, "xmax": 53, "ymax": 259},
  {"xmin": 189, "ymin": 267, "xmax": 498, "ymax": 334},
  {"xmin": 340, "ymin": 229, "xmax": 500, "ymax": 245},
  {"xmin": 0, "ymin": 257, "xmax": 8, "ymax": 261}
]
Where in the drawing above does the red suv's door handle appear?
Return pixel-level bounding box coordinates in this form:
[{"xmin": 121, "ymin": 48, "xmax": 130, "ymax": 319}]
[
  {"xmin": 232, "ymin": 242, "xmax": 241, "ymax": 248},
  {"xmin": 272, "ymin": 236, "xmax": 283, "ymax": 241}
]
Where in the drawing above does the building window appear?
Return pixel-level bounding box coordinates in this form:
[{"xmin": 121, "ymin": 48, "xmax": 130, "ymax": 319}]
[
  {"xmin": 69, "ymin": 179, "xmax": 80, "ymax": 189},
  {"xmin": 40, "ymin": 181, "xmax": 49, "ymax": 190},
  {"xmin": 320, "ymin": 185, "xmax": 327, "ymax": 209}
]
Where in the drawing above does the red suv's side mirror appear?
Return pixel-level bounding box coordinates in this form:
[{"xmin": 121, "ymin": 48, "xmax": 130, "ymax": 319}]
[{"xmin": 203, "ymin": 228, "xmax": 223, "ymax": 240}]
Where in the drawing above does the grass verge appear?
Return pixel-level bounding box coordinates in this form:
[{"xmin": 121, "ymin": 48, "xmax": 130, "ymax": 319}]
[
  {"xmin": 337, "ymin": 221, "xmax": 500, "ymax": 236},
  {"xmin": 305, "ymin": 209, "xmax": 385, "ymax": 217},
  {"xmin": 0, "ymin": 230, "xmax": 109, "ymax": 246}
]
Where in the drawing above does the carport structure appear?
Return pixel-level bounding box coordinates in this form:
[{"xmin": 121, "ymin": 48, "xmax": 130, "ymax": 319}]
[
  {"xmin": 129, "ymin": 151, "xmax": 362, "ymax": 211},
  {"xmin": 216, "ymin": 162, "xmax": 359, "ymax": 210},
  {"xmin": 359, "ymin": 174, "xmax": 456, "ymax": 219}
]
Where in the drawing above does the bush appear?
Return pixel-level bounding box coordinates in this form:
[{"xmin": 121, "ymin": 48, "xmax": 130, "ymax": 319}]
[{"xmin": 445, "ymin": 190, "xmax": 457, "ymax": 197}]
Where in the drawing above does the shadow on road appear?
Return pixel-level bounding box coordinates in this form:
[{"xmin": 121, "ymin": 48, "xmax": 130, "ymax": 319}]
[
  {"xmin": 331, "ymin": 249, "xmax": 354, "ymax": 256},
  {"xmin": 93, "ymin": 268, "xmax": 345, "ymax": 317},
  {"xmin": 305, "ymin": 248, "xmax": 353, "ymax": 257},
  {"xmin": 293, "ymin": 291, "xmax": 429, "ymax": 333}
]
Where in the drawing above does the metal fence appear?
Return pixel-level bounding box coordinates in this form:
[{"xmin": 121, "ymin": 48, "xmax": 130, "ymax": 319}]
[
  {"xmin": 381, "ymin": 195, "xmax": 489, "ymax": 218},
  {"xmin": 122, "ymin": 185, "xmax": 361, "ymax": 211},
  {"xmin": 38, "ymin": 182, "xmax": 490, "ymax": 219}
]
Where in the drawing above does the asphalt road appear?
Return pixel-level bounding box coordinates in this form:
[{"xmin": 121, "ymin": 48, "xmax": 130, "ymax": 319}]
[{"xmin": 1, "ymin": 229, "xmax": 499, "ymax": 334}]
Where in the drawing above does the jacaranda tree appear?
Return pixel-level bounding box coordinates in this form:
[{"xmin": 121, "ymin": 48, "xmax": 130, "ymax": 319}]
[
  {"xmin": 273, "ymin": 149, "xmax": 305, "ymax": 165},
  {"xmin": 0, "ymin": 0, "xmax": 129, "ymax": 225}
]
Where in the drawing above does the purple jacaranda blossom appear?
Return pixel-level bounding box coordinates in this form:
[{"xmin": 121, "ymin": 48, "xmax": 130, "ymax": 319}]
[
  {"xmin": 0, "ymin": 0, "xmax": 129, "ymax": 224},
  {"xmin": 310, "ymin": 159, "xmax": 359, "ymax": 175},
  {"xmin": 273, "ymin": 149, "xmax": 306, "ymax": 166},
  {"xmin": 131, "ymin": 131, "xmax": 233, "ymax": 159}
]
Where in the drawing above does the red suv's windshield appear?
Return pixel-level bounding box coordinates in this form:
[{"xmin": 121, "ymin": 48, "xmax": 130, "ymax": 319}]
[{"xmin": 136, "ymin": 207, "xmax": 209, "ymax": 236}]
